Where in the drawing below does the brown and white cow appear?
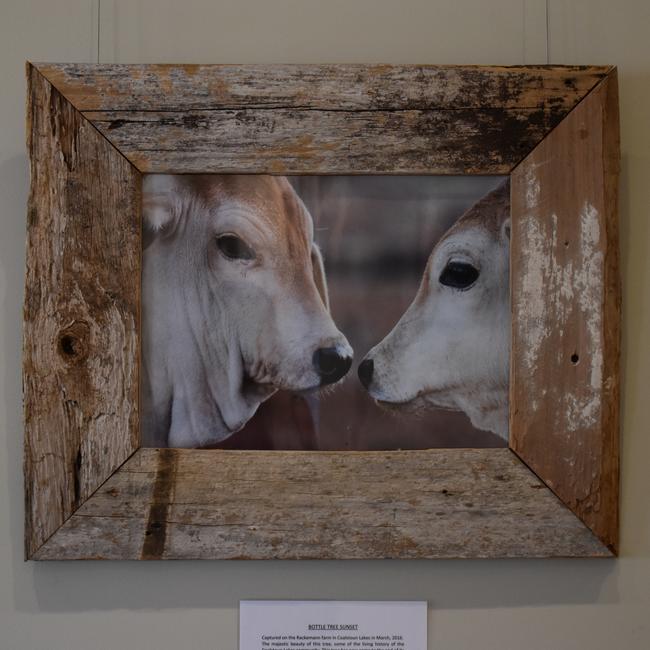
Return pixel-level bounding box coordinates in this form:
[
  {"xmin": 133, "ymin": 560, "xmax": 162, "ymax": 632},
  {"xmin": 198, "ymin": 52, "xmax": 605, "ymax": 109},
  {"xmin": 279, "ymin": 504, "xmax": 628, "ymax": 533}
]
[
  {"xmin": 357, "ymin": 180, "xmax": 511, "ymax": 440},
  {"xmin": 142, "ymin": 174, "xmax": 353, "ymax": 448}
]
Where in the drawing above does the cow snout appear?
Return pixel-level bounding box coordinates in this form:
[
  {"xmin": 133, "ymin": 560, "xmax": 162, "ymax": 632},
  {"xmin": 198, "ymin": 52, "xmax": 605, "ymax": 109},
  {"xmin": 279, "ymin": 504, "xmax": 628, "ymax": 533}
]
[
  {"xmin": 312, "ymin": 347, "xmax": 353, "ymax": 385},
  {"xmin": 357, "ymin": 358, "xmax": 374, "ymax": 389}
]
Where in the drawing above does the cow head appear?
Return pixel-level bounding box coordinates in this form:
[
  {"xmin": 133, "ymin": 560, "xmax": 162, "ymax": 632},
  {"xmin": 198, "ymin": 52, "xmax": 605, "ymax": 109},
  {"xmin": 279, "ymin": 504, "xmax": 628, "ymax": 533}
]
[
  {"xmin": 357, "ymin": 180, "xmax": 511, "ymax": 439},
  {"xmin": 142, "ymin": 174, "xmax": 352, "ymax": 447}
]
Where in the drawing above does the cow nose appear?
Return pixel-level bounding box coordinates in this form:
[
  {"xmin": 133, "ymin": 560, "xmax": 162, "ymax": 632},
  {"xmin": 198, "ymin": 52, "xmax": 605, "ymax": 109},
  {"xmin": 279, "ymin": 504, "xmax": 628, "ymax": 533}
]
[
  {"xmin": 313, "ymin": 347, "xmax": 352, "ymax": 385},
  {"xmin": 357, "ymin": 358, "xmax": 374, "ymax": 389}
]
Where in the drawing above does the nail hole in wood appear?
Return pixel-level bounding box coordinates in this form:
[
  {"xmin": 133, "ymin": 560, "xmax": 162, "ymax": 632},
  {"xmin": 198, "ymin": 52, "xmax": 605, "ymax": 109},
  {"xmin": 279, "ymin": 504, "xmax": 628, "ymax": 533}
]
[{"xmin": 571, "ymin": 353, "xmax": 579, "ymax": 364}]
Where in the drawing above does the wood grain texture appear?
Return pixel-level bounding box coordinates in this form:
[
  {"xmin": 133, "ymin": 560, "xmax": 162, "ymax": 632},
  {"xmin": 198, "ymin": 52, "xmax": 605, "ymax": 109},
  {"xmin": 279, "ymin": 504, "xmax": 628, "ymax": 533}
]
[
  {"xmin": 34, "ymin": 63, "xmax": 610, "ymax": 175},
  {"xmin": 84, "ymin": 106, "xmax": 560, "ymax": 175},
  {"xmin": 24, "ymin": 63, "xmax": 620, "ymax": 560},
  {"xmin": 23, "ymin": 64, "xmax": 141, "ymax": 558},
  {"xmin": 33, "ymin": 448, "xmax": 610, "ymax": 560},
  {"xmin": 510, "ymin": 71, "xmax": 620, "ymax": 552},
  {"xmin": 34, "ymin": 63, "xmax": 610, "ymax": 112}
]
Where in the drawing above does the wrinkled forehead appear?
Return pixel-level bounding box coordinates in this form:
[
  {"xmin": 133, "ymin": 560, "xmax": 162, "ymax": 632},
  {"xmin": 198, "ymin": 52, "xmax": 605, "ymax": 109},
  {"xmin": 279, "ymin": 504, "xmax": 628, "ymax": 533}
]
[{"xmin": 186, "ymin": 174, "xmax": 313, "ymax": 241}]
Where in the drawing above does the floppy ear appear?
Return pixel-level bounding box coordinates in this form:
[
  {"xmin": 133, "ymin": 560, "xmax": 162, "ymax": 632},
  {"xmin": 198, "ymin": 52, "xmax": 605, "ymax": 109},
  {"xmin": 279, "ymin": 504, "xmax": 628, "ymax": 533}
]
[
  {"xmin": 311, "ymin": 243, "xmax": 330, "ymax": 312},
  {"xmin": 142, "ymin": 174, "xmax": 179, "ymax": 237}
]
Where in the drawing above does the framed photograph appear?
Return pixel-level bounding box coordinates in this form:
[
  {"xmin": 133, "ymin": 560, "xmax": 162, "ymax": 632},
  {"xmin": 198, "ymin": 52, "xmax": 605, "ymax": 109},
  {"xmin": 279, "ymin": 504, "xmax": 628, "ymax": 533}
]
[
  {"xmin": 24, "ymin": 63, "xmax": 620, "ymax": 559},
  {"xmin": 141, "ymin": 173, "xmax": 509, "ymax": 451}
]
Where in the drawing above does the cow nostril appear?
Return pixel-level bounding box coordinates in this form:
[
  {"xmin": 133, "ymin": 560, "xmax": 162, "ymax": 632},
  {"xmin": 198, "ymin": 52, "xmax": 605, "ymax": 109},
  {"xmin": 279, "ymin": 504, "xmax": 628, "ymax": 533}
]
[
  {"xmin": 357, "ymin": 358, "xmax": 374, "ymax": 389},
  {"xmin": 313, "ymin": 347, "xmax": 353, "ymax": 385}
]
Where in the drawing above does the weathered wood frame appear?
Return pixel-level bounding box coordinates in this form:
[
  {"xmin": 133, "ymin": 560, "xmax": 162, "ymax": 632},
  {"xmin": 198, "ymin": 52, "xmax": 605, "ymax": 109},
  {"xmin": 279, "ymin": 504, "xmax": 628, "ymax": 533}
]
[{"xmin": 24, "ymin": 63, "xmax": 620, "ymax": 560}]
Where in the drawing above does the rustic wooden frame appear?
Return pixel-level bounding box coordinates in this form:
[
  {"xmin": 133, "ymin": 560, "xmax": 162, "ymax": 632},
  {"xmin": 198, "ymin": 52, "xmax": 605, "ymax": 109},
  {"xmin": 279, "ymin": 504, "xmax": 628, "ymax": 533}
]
[{"xmin": 24, "ymin": 63, "xmax": 620, "ymax": 560}]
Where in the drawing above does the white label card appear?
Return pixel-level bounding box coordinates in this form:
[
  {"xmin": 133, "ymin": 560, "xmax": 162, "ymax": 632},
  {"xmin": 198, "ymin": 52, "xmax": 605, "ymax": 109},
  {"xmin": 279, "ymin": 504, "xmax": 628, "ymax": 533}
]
[{"xmin": 239, "ymin": 601, "xmax": 427, "ymax": 650}]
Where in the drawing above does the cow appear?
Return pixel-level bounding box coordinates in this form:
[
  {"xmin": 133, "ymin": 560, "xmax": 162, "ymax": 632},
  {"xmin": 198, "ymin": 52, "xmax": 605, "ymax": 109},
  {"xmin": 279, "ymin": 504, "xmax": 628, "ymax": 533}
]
[
  {"xmin": 357, "ymin": 180, "xmax": 510, "ymax": 441},
  {"xmin": 141, "ymin": 174, "xmax": 353, "ymax": 448}
]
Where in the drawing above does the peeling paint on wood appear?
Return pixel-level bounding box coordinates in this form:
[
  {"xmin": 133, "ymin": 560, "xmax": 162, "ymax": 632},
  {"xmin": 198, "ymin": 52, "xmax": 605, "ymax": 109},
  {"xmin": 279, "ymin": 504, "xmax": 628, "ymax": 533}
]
[
  {"xmin": 24, "ymin": 63, "xmax": 620, "ymax": 560},
  {"xmin": 511, "ymin": 72, "xmax": 620, "ymax": 552}
]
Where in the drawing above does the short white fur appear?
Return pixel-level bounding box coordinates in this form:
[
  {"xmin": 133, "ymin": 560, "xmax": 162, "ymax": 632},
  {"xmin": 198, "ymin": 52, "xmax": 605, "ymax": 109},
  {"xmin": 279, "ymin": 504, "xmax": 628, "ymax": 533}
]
[{"xmin": 361, "ymin": 182, "xmax": 511, "ymax": 440}]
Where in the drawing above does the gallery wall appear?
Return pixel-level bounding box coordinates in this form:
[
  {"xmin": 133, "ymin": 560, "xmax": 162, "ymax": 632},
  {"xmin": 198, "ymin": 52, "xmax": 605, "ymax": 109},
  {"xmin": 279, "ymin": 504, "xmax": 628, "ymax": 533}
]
[{"xmin": 1, "ymin": 1, "xmax": 648, "ymax": 648}]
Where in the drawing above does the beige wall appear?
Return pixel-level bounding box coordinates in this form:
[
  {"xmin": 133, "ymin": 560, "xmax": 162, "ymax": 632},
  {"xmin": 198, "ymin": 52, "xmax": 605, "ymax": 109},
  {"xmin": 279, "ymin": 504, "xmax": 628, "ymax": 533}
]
[{"xmin": 1, "ymin": 1, "xmax": 648, "ymax": 647}]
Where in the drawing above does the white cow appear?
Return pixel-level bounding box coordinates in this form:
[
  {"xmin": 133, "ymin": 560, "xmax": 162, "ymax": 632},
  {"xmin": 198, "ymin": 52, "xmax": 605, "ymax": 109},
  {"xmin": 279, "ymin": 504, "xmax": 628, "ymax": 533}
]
[
  {"xmin": 357, "ymin": 180, "xmax": 511, "ymax": 440},
  {"xmin": 142, "ymin": 174, "xmax": 353, "ymax": 448}
]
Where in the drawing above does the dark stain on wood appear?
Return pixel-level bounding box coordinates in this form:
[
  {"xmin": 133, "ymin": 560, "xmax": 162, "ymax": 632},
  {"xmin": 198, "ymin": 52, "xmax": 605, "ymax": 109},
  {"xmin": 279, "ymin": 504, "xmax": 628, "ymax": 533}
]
[
  {"xmin": 82, "ymin": 105, "xmax": 569, "ymax": 175},
  {"xmin": 73, "ymin": 447, "xmax": 82, "ymax": 506},
  {"xmin": 48, "ymin": 87, "xmax": 79, "ymax": 171},
  {"xmin": 33, "ymin": 449, "xmax": 611, "ymax": 560},
  {"xmin": 25, "ymin": 63, "xmax": 619, "ymax": 560},
  {"xmin": 140, "ymin": 448, "xmax": 178, "ymax": 560},
  {"xmin": 108, "ymin": 118, "xmax": 126, "ymax": 130},
  {"xmin": 29, "ymin": 63, "xmax": 609, "ymax": 175},
  {"xmin": 34, "ymin": 63, "xmax": 610, "ymax": 113}
]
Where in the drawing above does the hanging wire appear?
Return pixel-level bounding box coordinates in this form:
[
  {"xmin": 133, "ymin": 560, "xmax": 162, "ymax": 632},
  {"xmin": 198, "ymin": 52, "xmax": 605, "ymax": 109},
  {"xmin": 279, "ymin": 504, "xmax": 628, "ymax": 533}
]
[
  {"xmin": 96, "ymin": 0, "xmax": 101, "ymax": 63},
  {"xmin": 545, "ymin": 0, "xmax": 550, "ymax": 63}
]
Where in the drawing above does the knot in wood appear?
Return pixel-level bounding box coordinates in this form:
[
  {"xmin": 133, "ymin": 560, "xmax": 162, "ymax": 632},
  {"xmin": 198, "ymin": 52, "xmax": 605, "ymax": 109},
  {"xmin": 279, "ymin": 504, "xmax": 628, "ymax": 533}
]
[{"xmin": 57, "ymin": 322, "xmax": 90, "ymax": 363}]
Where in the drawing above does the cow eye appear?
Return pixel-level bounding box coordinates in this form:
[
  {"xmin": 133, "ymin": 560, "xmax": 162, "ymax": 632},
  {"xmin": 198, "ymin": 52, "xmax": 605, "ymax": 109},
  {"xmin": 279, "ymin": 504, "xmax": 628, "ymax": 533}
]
[
  {"xmin": 439, "ymin": 260, "xmax": 479, "ymax": 289},
  {"xmin": 216, "ymin": 234, "xmax": 255, "ymax": 261}
]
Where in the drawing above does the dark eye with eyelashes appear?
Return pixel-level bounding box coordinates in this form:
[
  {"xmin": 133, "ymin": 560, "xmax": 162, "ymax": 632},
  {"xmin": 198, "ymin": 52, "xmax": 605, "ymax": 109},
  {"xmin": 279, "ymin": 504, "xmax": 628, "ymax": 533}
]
[
  {"xmin": 216, "ymin": 234, "xmax": 256, "ymax": 261},
  {"xmin": 439, "ymin": 260, "xmax": 479, "ymax": 290}
]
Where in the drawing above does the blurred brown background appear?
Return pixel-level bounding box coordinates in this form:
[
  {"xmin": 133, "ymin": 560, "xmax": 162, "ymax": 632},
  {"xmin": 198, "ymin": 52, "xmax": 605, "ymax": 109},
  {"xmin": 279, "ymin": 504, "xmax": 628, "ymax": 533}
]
[{"xmin": 217, "ymin": 175, "xmax": 507, "ymax": 450}]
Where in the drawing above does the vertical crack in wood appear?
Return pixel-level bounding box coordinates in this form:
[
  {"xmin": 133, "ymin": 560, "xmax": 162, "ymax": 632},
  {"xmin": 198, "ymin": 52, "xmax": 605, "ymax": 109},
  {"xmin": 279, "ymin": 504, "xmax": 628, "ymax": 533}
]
[{"xmin": 140, "ymin": 449, "xmax": 178, "ymax": 559}]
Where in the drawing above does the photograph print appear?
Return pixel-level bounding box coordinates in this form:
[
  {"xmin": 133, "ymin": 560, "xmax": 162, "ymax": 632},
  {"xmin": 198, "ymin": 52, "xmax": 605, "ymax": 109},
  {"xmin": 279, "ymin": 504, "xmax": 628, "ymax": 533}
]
[{"xmin": 141, "ymin": 174, "xmax": 510, "ymax": 450}]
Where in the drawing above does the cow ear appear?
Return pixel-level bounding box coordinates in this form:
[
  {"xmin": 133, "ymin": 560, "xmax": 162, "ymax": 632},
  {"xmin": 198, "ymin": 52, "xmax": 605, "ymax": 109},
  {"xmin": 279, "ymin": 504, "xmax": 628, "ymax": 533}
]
[
  {"xmin": 311, "ymin": 243, "xmax": 330, "ymax": 312},
  {"xmin": 501, "ymin": 217, "xmax": 511, "ymax": 241},
  {"xmin": 142, "ymin": 174, "xmax": 178, "ymax": 233}
]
